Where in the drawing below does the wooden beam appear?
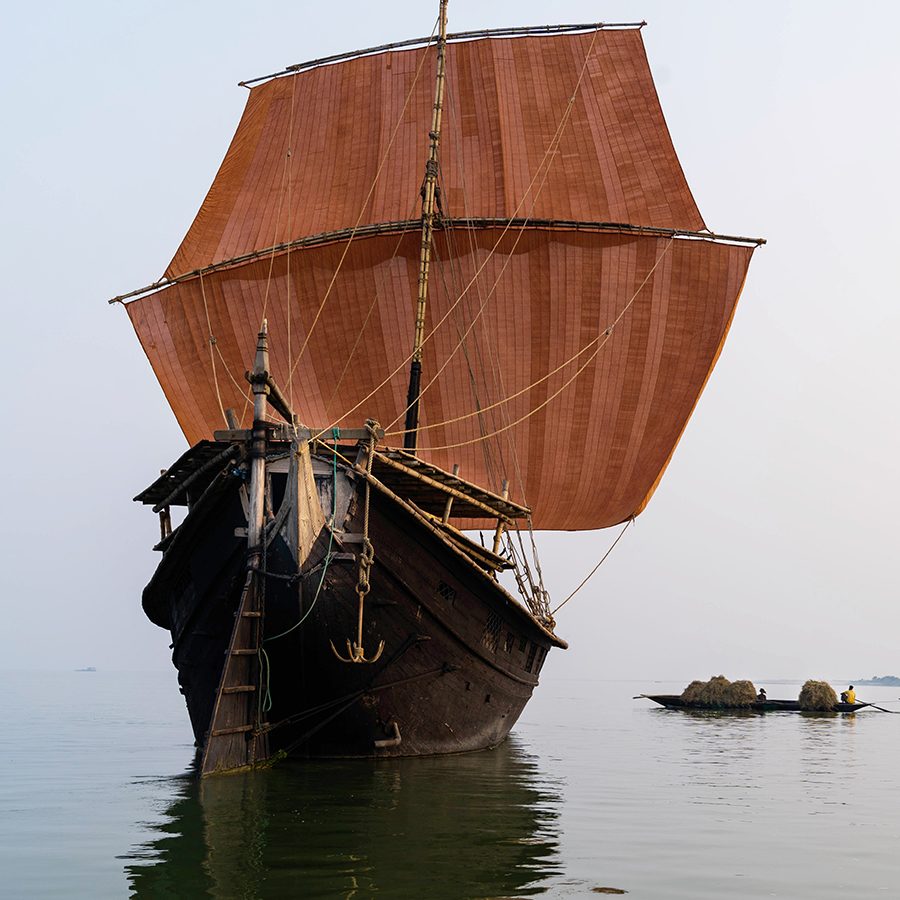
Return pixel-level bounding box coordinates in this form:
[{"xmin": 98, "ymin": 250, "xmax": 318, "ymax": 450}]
[
  {"xmin": 150, "ymin": 444, "xmax": 240, "ymax": 513},
  {"xmin": 238, "ymin": 22, "xmax": 646, "ymax": 87},
  {"xmin": 213, "ymin": 426, "xmax": 384, "ymax": 443},
  {"xmin": 371, "ymin": 451, "xmax": 516, "ymax": 522},
  {"xmin": 110, "ymin": 219, "xmax": 764, "ymax": 304}
]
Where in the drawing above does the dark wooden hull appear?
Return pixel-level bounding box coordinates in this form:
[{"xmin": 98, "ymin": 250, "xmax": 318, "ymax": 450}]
[
  {"xmin": 143, "ymin": 448, "xmax": 563, "ymax": 760},
  {"xmin": 641, "ymin": 694, "xmax": 867, "ymax": 713}
]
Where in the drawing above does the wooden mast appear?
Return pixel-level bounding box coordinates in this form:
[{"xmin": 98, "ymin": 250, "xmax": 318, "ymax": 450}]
[
  {"xmin": 247, "ymin": 322, "xmax": 270, "ymax": 566},
  {"xmin": 403, "ymin": 0, "xmax": 449, "ymax": 451}
]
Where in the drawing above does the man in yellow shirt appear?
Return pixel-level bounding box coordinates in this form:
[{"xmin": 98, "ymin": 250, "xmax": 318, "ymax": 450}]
[{"xmin": 843, "ymin": 685, "xmax": 857, "ymax": 704}]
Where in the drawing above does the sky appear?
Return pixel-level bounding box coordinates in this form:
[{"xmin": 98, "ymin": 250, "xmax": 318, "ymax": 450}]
[{"xmin": 2, "ymin": 0, "xmax": 898, "ymax": 685}]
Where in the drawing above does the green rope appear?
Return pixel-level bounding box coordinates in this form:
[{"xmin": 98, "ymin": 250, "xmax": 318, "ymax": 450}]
[{"xmin": 258, "ymin": 646, "xmax": 273, "ymax": 715}]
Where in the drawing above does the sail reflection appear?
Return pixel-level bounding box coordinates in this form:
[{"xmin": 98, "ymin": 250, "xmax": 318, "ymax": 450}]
[{"xmin": 125, "ymin": 737, "xmax": 561, "ymax": 899}]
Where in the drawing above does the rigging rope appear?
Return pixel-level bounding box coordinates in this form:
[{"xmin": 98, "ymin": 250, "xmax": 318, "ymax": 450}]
[
  {"xmin": 382, "ymin": 26, "xmax": 602, "ymax": 435},
  {"xmin": 440, "ymin": 94, "xmax": 547, "ymax": 604},
  {"xmin": 324, "ymin": 198, "xmax": 421, "ymax": 411},
  {"xmin": 406, "ymin": 237, "xmax": 674, "ymax": 451},
  {"xmin": 283, "ymin": 17, "xmax": 440, "ymax": 387},
  {"xmin": 198, "ymin": 268, "xmax": 229, "ymax": 427},
  {"xmin": 551, "ymin": 517, "xmax": 634, "ymax": 616},
  {"xmin": 315, "ymin": 26, "xmax": 603, "ymax": 440},
  {"xmin": 285, "ymin": 74, "xmax": 298, "ymax": 409},
  {"xmin": 383, "ymin": 235, "xmax": 674, "ymax": 438}
]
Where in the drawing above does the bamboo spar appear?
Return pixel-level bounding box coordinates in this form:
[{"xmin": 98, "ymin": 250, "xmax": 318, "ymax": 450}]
[{"xmin": 403, "ymin": 0, "xmax": 449, "ymax": 452}]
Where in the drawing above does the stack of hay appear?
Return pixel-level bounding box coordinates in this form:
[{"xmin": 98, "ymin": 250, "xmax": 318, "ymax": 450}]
[
  {"xmin": 798, "ymin": 680, "xmax": 837, "ymax": 711},
  {"xmin": 680, "ymin": 675, "xmax": 758, "ymax": 708}
]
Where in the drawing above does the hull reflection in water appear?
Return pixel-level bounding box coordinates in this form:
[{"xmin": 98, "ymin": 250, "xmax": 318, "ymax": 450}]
[{"xmin": 125, "ymin": 738, "xmax": 561, "ymax": 898}]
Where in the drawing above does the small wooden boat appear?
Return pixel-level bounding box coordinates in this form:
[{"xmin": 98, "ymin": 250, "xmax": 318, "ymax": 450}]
[{"xmin": 639, "ymin": 694, "xmax": 869, "ymax": 713}]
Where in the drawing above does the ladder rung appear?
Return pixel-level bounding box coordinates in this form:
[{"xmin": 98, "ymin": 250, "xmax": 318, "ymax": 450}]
[
  {"xmin": 229, "ymin": 648, "xmax": 258, "ymax": 656},
  {"xmin": 222, "ymin": 685, "xmax": 257, "ymax": 694},
  {"xmin": 211, "ymin": 724, "xmax": 254, "ymax": 736},
  {"xmin": 241, "ymin": 611, "xmax": 262, "ymax": 617}
]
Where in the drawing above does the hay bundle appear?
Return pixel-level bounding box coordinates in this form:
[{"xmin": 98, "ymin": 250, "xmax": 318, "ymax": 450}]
[
  {"xmin": 698, "ymin": 675, "xmax": 733, "ymax": 707},
  {"xmin": 680, "ymin": 680, "xmax": 707, "ymax": 703},
  {"xmin": 680, "ymin": 675, "xmax": 758, "ymax": 708},
  {"xmin": 729, "ymin": 680, "xmax": 758, "ymax": 708},
  {"xmin": 798, "ymin": 680, "xmax": 837, "ymax": 711}
]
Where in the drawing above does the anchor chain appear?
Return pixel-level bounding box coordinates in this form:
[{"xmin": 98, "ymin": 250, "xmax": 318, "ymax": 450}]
[{"xmin": 331, "ymin": 420, "xmax": 385, "ymax": 664}]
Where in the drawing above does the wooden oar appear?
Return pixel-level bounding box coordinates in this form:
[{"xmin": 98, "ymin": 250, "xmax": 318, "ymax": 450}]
[{"xmin": 857, "ymin": 701, "xmax": 900, "ymax": 713}]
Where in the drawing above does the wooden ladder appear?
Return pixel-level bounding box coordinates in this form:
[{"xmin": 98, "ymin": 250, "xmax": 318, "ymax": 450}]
[{"xmin": 200, "ymin": 570, "xmax": 269, "ymax": 775}]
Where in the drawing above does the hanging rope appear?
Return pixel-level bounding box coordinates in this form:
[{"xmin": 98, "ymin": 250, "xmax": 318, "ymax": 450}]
[
  {"xmin": 198, "ymin": 268, "xmax": 229, "ymax": 427},
  {"xmin": 551, "ymin": 517, "xmax": 634, "ymax": 616},
  {"xmin": 314, "ymin": 26, "xmax": 603, "ymax": 440},
  {"xmin": 284, "ymin": 18, "xmax": 440, "ymax": 387},
  {"xmin": 440, "ymin": 94, "xmax": 548, "ymax": 611},
  {"xmin": 324, "ymin": 199, "xmax": 421, "ymax": 411},
  {"xmin": 384, "ymin": 235, "xmax": 675, "ymax": 439},
  {"xmin": 383, "ymin": 27, "xmax": 603, "ymax": 436},
  {"xmin": 285, "ymin": 74, "xmax": 298, "ymax": 409},
  {"xmin": 404, "ymin": 237, "xmax": 675, "ymax": 452},
  {"xmin": 330, "ymin": 420, "xmax": 385, "ymax": 664}
]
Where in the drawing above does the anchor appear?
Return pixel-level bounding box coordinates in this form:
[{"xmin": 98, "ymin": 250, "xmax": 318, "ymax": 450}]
[
  {"xmin": 330, "ymin": 537, "xmax": 384, "ymax": 664},
  {"xmin": 330, "ymin": 425, "xmax": 385, "ymax": 665},
  {"xmin": 330, "ymin": 637, "xmax": 385, "ymax": 664}
]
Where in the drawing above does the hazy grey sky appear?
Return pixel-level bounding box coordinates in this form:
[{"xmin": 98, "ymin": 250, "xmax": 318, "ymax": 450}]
[{"xmin": 3, "ymin": 1, "xmax": 898, "ymax": 684}]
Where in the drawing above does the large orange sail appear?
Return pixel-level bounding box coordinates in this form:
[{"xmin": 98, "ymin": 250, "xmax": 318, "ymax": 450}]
[{"xmin": 122, "ymin": 27, "xmax": 758, "ymax": 530}]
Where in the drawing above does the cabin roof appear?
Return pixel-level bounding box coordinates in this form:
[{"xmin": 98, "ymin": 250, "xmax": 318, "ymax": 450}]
[
  {"xmin": 134, "ymin": 440, "xmax": 238, "ymax": 506},
  {"xmin": 370, "ymin": 450, "xmax": 530, "ymax": 521},
  {"xmin": 135, "ymin": 438, "xmax": 530, "ymax": 522}
]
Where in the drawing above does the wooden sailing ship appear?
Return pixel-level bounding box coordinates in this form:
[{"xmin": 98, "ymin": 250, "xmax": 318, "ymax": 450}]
[{"xmin": 113, "ymin": 4, "xmax": 763, "ymax": 774}]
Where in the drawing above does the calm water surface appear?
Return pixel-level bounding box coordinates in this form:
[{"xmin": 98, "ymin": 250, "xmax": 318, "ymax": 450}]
[{"xmin": 2, "ymin": 671, "xmax": 899, "ymax": 898}]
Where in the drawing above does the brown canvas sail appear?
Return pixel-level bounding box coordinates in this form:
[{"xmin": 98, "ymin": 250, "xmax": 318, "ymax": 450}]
[{"xmin": 121, "ymin": 27, "xmax": 759, "ymax": 530}]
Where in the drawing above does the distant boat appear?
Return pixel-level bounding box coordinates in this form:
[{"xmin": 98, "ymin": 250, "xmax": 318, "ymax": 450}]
[
  {"xmin": 640, "ymin": 694, "xmax": 868, "ymax": 713},
  {"xmin": 76, "ymin": 667, "xmax": 97, "ymax": 672}
]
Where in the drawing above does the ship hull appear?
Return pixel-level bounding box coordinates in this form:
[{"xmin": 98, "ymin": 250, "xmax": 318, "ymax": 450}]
[{"xmin": 142, "ymin": 445, "xmax": 560, "ymax": 761}]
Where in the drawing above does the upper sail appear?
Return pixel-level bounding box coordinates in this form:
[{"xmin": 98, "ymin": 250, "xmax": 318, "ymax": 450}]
[
  {"xmin": 123, "ymin": 27, "xmax": 759, "ymax": 531},
  {"xmin": 166, "ymin": 29, "xmax": 704, "ymax": 276}
]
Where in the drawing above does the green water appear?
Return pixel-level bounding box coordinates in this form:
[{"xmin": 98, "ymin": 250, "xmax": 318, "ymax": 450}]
[{"xmin": 3, "ymin": 671, "xmax": 899, "ymax": 898}]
